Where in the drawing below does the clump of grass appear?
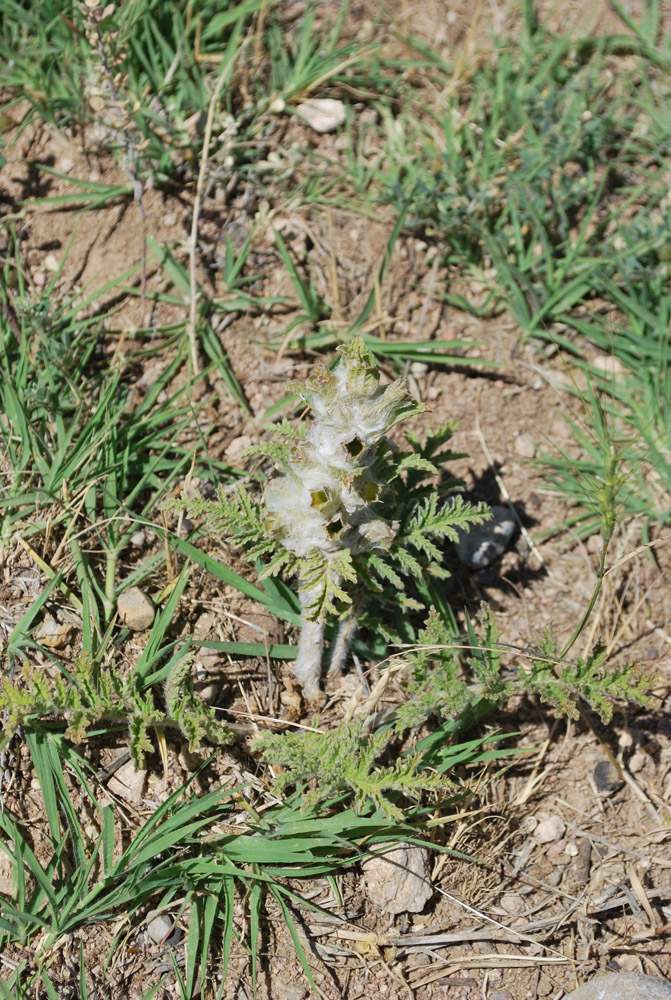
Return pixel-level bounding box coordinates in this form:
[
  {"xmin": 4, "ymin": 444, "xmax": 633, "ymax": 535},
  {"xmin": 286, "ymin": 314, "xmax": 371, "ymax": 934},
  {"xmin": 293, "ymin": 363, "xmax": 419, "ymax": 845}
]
[{"xmin": 341, "ymin": 5, "xmax": 671, "ymax": 535}]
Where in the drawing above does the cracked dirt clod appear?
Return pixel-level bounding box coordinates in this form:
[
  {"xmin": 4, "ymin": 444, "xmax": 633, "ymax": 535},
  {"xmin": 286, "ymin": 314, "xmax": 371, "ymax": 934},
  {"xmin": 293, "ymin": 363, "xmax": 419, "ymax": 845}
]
[
  {"xmin": 363, "ymin": 842, "xmax": 432, "ymax": 915},
  {"xmin": 117, "ymin": 587, "xmax": 155, "ymax": 631}
]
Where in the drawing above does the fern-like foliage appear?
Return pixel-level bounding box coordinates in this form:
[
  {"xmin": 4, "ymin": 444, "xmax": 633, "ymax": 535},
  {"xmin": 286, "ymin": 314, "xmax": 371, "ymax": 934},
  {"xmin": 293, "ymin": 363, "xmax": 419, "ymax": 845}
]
[
  {"xmin": 243, "ymin": 418, "xmax": 307, "ymax": 470},
  {"xmin": 386, "ymin": 493, "xmax": 491, "ymax": 582},
  {"xmin": 390, "ymin": 605, "xmax": 650, "ymax": 743},
  {"xmin": 298, "ymin": 547, "xmax": 357, "ymax": 619},
  {"xmin": 258, "ymin": 717, "xmax": 452, "ymax": 820},
  {"xmin": 519, "ymin": 630, "xmax": 652, "ymax": 723},
  {"xmin": 164, "ymin": 654, "xmax": 233, "ymax": 752},
  {"xmin": 0, "ymin": 654, "xmax": 231, "ymax": 766},
  {"xmin": 169, "ymin": 487, "xmax": 287, "ymax": 565},
  {"xmin": 258, "ymin": 598, "xmax": 650, "ymax": 816},
  {"xmin": 393, "ymin": 609, "xmax": 474, "ymax": 735}
]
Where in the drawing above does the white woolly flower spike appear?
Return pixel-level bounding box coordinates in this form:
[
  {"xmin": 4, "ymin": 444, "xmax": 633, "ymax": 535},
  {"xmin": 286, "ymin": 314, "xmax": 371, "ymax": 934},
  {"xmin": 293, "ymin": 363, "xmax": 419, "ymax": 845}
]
[{"xmin": 262, "ymin": 339, "xmax": 427, "ymax": 699}]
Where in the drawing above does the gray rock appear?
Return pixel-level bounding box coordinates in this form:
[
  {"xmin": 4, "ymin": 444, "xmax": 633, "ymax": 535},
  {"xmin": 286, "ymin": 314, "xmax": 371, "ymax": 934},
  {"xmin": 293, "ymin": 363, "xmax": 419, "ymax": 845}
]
[
  {"xmin": 275, "ymin": 986, "xmax": 307, "ymax": 1000},
  {"xmin": 117, "ymin": 587, "xmax": 155, "ymax": 630},
  {"xmin": 146, "ymin": 912, "xmax": 172, "ymax": 944},
  {"xmin": 567, "ymin": 972, "xmax": 671, "ymax": 1000},
  {"xmin": 593, "ymin": 759, "xmax": 623, "ymax": 794},
  {"xmin": 363, "ymin": 842, "xmax": 432, "ymax": 914},
  {"xmin": 454, "ymin": 504, "xmax": 517, "ymax": 570},
  {"xmin": 107, "ymin": 760, "xmax": 147, "ymax": 805}
]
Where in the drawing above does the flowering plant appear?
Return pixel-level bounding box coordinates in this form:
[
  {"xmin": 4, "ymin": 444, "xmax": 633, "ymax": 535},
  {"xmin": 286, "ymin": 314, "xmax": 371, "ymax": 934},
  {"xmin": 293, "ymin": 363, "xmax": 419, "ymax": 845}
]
[{"xmin": 180, "ymin": 338, "xmax": 491, "ymax": 700}]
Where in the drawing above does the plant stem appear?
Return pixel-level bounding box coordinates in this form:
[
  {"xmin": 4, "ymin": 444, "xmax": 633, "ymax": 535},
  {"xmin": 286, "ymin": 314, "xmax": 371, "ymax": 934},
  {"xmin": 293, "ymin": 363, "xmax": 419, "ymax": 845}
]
[
  {"xmin": 294, "ymin": 618, "xmax": 326, "ymax": 703},
  {"xmin": 560, "ymin": 543, "xmax": 608, "ymax": 660},
  {"xmin": 328, "ymin": 610, "xmax": 360, "ymax": 679}
]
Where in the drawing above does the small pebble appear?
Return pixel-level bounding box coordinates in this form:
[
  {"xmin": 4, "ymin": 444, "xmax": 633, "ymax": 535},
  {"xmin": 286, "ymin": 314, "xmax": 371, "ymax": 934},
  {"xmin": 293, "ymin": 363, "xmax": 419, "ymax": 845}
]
[
  {"xmin": 593, "ymin": 759, "xmax": 623, "ymax": 794},
  {"xmin": 566, "ymin": 972, "xmax": 671, "ymax": 999},
  {"xmin": 275, "ymin": 986, "xmax": 307, "ymax": 1000},
  {"xmin": 514, "ymin": 433, "xmax": 536, "ymax": 458},
  {"xmin": 198, "ymin": 683, "xmax": 218, "ymax": 705},
  {"xmin": 535, "ymin": 815, "xmax": 566, "ymax": 844},
  {"xmin": 36, "ymin": 613, "xmax": 73, "ymax": 648},
  {"xmin": 587, "ymin": 533, "xmax": 604, "ymax": 553},
  {"xmin": 146, "ymin": 912, "xmax": 172, "ymax": 944},
  {"xmin": 117, "ymin": 587, "xmax": 155, "ymax": 630},
  {"xmin": 108, "ymin": 760, "xmax": 147, "ymax": 805},
  {"xmin": 178, "ymin": 747, "xmax": 204, "ymax": 772},
  {"xmin": 225, "ymin": 434, "xmax": 252, "ymax": 465},
  {"xmin": 500, "ymin": 892, "xmax": 525, "ymax": 915},
  {"xmin": 295, "ymin": 97, "xmax": 346, "ymax": 133},
  {"xmin": 130, "ymin": 529, "xmax": 147, "ymax": 548},
  {"xmin": 0, "ymin": 852, "xmax": 14, "ymax": 896}
]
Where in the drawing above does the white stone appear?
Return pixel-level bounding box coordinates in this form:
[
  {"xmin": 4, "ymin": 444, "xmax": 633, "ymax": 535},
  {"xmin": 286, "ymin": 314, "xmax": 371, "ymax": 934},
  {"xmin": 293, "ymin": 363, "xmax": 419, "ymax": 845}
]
[
  {"xmin": 146, "ymin": 912, "xmax": 172, "ymax": 944},
  {"xmin": 108, "ymin": 761, "xmax": 146, "ymax": 805},
  {"xmin": 514, "ymin": 433, "xmax": 536, "ymax": 459},
  {"xmin": 0, "ymin": 851, "xmax": 15, "ymax": 897},
  {"xmin": 535, "ymin": 815, "xmax": 566, "ymax": 844},
  {"xmin": 295, "ymin": 98, "xmax": 346, "ymax": 133},
  {"xmin": 500, "ymin": 892, "xmax": 525, "ymax": 915},
  {"xmin": 566, "ymin": 972, "xmax": 671, "ymax": 999}
]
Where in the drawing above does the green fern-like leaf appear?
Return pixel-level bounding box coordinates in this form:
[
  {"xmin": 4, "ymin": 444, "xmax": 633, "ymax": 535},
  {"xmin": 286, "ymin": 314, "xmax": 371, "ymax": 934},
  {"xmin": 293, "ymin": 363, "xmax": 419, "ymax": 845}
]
[
  {"xmin": 466, "ymin": 606, "xmax": 509, "ymax": 701},
  {"xmin": 404, "ymin": 494, "xmax": 491, "ymax": 551},
  {"xmin": 258, "ymin": 718, "xmax": 452, "ymax": 819},
  {"xmin": 243, "ymin": 421, "xmax": 306, "ymax": 471},
  {"xmin": 0, "ymin": 650, "xmax": 231, "ymax": 768},
  {"xmin": 299, "ymin": 548, "xmax": 357, "ymax": 620},
  {"xmin": 167, "ymin": 488, "xmax": 275, "ymax": 559},
  {"xmin": 392, "ymin": 453, "xmax": 439, "ymax": 480},
  {"xmin": 393, "ymin": 608, "xmax": 471, "ymax": 734},
  {"xmin": 164, "ymin": 654, "xmax": 232, "ymax": 752},
  {"xmin": 519, "ymin": 638, "xmax": 651, "ymax": 724}
]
